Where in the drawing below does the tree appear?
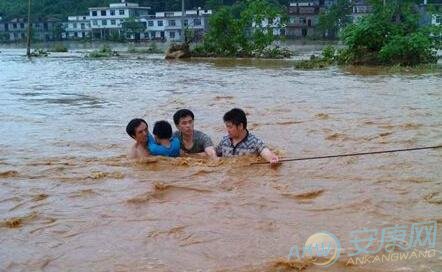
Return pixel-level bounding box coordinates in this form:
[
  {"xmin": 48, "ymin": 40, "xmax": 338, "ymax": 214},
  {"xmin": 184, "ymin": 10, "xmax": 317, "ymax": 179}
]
[
  {"xmin": 205, "ymin": 0, "xmax": 224, "ymax": 11},
  {"xmin": 318, "ymin": 0, "xmax": 353, "ymax": 39},
  {"xmin": 122, "ymin": 16, "xmax": 146, "ymax": 40},
  {"xmin": 338, "ymin": 0, "xmax": 438, "ymax": 65},
  {"xmin": 51, "ymin": 22, "xmax": 65, "ymax": 41},
  {"xmin": 195, "ymin": 0, "xmax": 285, "ymax": 57}
]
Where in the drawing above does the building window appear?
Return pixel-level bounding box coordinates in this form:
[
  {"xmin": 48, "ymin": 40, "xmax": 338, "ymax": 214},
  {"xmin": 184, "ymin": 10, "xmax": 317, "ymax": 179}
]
[
  {"xmin": 119, "ymin": 10, "xmax": 125, "ymax": 15},
  {"xmin": 20, "ymin": 23, "xmax": 25, "ymax": 28},
  {"xmin": 157, "ymin": 20, "xmax": 163, "ymax": 26},
  {"xmin": 13, "ymin": 23, "xmax": 17, "ymax": 29},
  {"xmin": 92, "ymin": 11, "xmax": 97, "ymax": 16},
  {"xmin": 93, "ymin": 20, "xmax": 98, "ymax": 26},
  {"xmin": 81, "ymin": 23, "xmax": 85, "ymax": 29},
  {"xmin": 193, "ymin": 18, "xmax": 201, "ymax": 26},
  {"xmin": 148, "ymin": 21, "xmax": 154, "ymax": 27},
  {"xmin": 290, "ymin": 17, "xmax": 295, "ymax": 23},
  {"xmin": 184, "ymin": 19, "xmax": 188, "ymax": 26},
  {"xmin": 111, "ymin": 19, "xmax": 116, "ymax": 25},
  {"xmin": 170, "ymin": 31, "xmax": 175, "ymax": 38},
  {"xmin": 168, "ymin": 20, "xmax": 176, "ymax": 26},
  {"xmin": 101, "ymin": 10, "xmax": 106, "ymax": 16},
  {"xmin": 110, "ymin": 10, "xmax": 115, "ymax": 16}
]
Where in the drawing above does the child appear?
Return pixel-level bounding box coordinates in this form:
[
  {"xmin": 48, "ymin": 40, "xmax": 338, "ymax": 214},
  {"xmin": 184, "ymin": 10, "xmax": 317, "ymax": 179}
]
[{"xmin": 148, "ymin": 120, "xmax": 180, "ymax": 157}]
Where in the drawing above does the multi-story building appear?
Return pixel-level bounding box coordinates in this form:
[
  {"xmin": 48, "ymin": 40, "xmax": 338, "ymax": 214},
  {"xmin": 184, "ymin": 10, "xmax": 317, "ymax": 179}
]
[
  {"xmin": 0, "ymin": 18, "xmax": 61, "ymax": 42},
  {"xmin": 286, "ymin": 0, "xmax": 321, "ymax": 39},
  {"xmin": 58, "ymin": 0, "xmax": 212, "ymax": 42},
  {"xmin": 419, "ymin": 0, "xmax": 442, "ymax": 26},
  {"xmin": 251, "ymin": 17, "xmax": 285, "ymax": 37},
  {"xmin": 143, "ymin": 9, "xmax": 212, "ymax": 42},
  {"xmin": 88, "ymin": 0, "xmax": 150, "ymax": 40},
  {"xmin": 62, "ymin": 16, "xmax": 91, "ymax": 39}
]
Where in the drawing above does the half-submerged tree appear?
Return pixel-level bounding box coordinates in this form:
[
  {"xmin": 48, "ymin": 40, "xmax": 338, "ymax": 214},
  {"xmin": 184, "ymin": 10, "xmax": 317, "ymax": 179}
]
[
  {"xmin": 194, "ymin": 0, "xmax": 287, "ymax": 57},
  {"xmin": 338, "ymin": 0, "xmax": 438, "ymax": 65}
]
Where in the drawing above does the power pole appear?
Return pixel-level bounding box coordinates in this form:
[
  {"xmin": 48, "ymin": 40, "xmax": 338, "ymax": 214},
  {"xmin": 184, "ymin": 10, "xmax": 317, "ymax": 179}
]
[
  {"xmin": 26, "ymin": 0, "xmax": 32, "ymax": 57},
  {"xmin": 181, "ymin": 0, "xmax": 185, "ymax": 43}
]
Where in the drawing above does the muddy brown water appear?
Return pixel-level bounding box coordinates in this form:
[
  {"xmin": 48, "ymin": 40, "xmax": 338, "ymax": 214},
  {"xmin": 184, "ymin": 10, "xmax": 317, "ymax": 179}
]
[{"xmin": 0, "ymin": 49, "xmax": 441, "ymax": 271}]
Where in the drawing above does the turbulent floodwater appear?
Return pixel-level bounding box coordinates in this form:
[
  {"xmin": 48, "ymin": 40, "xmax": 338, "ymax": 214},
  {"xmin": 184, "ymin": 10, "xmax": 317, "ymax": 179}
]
[{"xmin": 0, "ymin": 48, "xmax": 441, "ymax": 272}]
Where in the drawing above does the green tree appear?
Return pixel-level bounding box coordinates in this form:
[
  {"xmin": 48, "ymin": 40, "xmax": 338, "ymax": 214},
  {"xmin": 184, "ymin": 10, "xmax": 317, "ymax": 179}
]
[
  {"xmin": 51, "ymin": 22, "xmax": 65, "ymax": 41},
  {"xmin": 195, "ymin": 0, "xmax": 284, "ymax": 57},
  {"xmin": 339, "ymin": 0, "xmax": 437, "ymax": 65},
  {"xmin": 205, "ymin": 0, "xmax": 224, "ymax": 11},
  {"xmin": 318, "ymin": 0, "xmax": 353, "ymax": 39},
  {"xmin": 122, "ymin": 16, "xmax": 146, "ymax": 40}
]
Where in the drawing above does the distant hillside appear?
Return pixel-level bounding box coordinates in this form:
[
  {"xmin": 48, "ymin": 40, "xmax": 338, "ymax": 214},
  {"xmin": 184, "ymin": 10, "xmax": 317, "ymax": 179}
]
[{"xmin": 0, "ymin": 0, "xmax": 288, "ymax": 20}]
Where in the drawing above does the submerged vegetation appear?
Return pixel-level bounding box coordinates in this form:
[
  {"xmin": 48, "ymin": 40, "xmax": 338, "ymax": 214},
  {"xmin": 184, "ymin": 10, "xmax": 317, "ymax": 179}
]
[
  {"xmin": 127, "ymin": 43, "xmax": 163, "ymax": 54},
  {"xmin": 87, "ymin": 45, "xmax": 119, "ymax": 58},
  {"xmin": 49, "ymin": 43, "xmax": 68, "ymax": 52},
  {"xmin": 29, "ymin": 48, "xmax": 49, "ymax": 57}
]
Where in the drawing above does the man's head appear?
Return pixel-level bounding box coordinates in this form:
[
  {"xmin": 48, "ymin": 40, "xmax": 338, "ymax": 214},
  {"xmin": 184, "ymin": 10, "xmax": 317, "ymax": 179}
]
[
  {"xmin": 153, "ymin": 120, "xmax": 173, "ymax": 140},
  {"xmin": 173, "ymin": 109, "xmax": 194, "ymax": 135},
  {"xmin": 223, "ymin": 108, "xmax": 247, "ymax": 139},
  {"xmin": 126, "ymin": 118, "xmax": 148, "ymax": 143}
]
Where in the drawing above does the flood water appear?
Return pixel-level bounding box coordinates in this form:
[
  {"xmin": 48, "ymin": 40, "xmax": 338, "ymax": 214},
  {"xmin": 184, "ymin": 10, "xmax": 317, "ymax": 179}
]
[{"xmin": 0, "ymin": 48, "xmax": 441, "ymax": 271}]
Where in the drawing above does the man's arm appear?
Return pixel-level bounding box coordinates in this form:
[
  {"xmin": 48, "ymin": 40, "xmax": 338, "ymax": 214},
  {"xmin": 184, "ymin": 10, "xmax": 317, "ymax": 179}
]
[
  {"xmin": 199, "ymin": 132, "xmax": 219, "ymax": 159},
  {"xmin": 260, "ymin": 147, "xmax": 279, "ymax": 164},
  {"xmin": 204, "ymin": 146, "xmax": 219, "ymax": 160}
]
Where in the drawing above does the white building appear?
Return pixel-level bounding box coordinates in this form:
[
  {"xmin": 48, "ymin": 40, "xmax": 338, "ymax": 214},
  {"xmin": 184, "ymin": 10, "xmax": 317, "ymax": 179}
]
[
  {"xmin": 63, "ymin": 16, "xmax": 91, "ymax": 39},
  {"xmin": 142, "ymin": 9, "xmax": 212, "ymax": 42},
  {"xmin": 252, "ymin": 17, "xmax": 284, "ymax": 37},
  {"xmin": 351, "ymin": 0, "xmax": 372, "ymax": 22},
  {"xmin": 432, "ymin": 14, "xmax": 441, "ymax": 26},
  {"xmin": 88, "ymin": 0, "xmax": 150, "ymax": 40},
  {"xmin": 60, "ymin": 0, "xmax": 212, "ymax": 42}
]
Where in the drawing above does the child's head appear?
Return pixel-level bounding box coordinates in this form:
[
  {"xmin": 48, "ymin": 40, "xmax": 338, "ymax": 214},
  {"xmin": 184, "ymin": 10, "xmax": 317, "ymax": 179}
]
[{"xmin": 153, "ymin": 120, "xmax": 172, "ymax": 140}]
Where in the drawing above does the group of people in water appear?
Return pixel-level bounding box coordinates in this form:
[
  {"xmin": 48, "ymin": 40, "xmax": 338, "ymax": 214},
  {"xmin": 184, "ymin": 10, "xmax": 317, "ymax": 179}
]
[{"xmin": 126, "ymin": 108, "xmax": 279, "ymax": 164}]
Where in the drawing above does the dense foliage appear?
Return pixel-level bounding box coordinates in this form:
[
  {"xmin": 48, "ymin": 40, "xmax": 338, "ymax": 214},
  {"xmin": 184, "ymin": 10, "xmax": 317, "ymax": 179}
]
[
  {"xmin": 318, "ymin": 0, "xmax": 353, "ymax": 39},
  {"xmin": 338, "ymin": 0, "xmax": 439, "ymax": 65},
  {"xmin": 193, "ymin": 0, "xmax": 291, "ymax": 58},
  {"xmin": 0, "ymin": 0, "xmax": 287, "ymax": 20}
]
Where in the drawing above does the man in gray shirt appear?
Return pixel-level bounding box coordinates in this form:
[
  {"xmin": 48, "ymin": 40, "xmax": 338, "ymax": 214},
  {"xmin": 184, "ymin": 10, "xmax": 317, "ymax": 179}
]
[{"xmin": 173, "ymin": 109, "xmax": 218, "ymax": 159}]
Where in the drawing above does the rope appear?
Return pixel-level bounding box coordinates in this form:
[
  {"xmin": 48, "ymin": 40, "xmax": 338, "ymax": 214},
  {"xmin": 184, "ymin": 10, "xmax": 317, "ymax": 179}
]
[{"xmin": 251, "ymin": 145, "xmax": 442, "ymax": 165}]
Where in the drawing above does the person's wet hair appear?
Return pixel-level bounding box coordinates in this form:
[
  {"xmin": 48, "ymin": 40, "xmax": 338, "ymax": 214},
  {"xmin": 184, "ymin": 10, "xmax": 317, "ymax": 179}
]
[
  {"xmin": 153, "ymin": 120, "xmax": 173, "ymax": 140},
  {"xmin": 173, "ymin": 109, "xmax": 194, "ymax": 125},
  {"xmin": 223, "ymin": 108, "xmax": 247, "ymax": 129},
  {"xmin": 126, "ymin": 118, "xmax": 148, "ymax": 139}
]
